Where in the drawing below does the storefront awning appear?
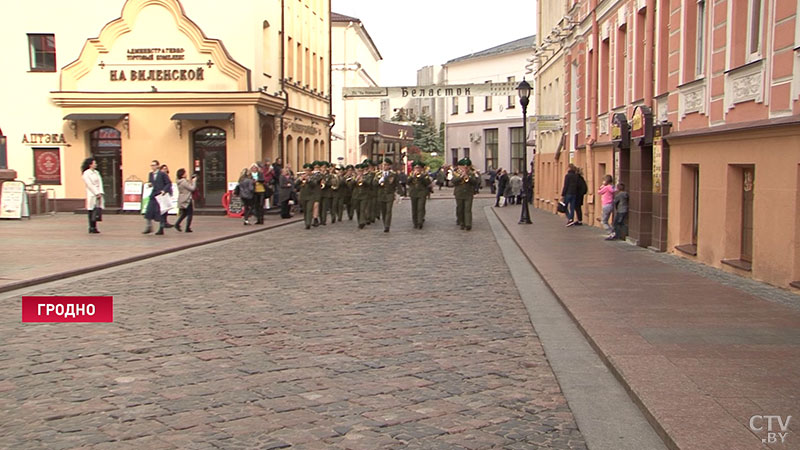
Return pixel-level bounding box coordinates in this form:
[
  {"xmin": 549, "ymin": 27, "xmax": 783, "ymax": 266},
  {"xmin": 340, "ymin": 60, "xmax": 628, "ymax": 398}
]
[
  {"xmin": 170, "ymin": 113, "xmax": 234, "ymax": 121},
  {"xmin": 171, "ymin": 113, "xmax": 235, "ymax": 138},
  {"xmin": 63, "ymin": 113, "xmax": 128, "ymax": 121}
]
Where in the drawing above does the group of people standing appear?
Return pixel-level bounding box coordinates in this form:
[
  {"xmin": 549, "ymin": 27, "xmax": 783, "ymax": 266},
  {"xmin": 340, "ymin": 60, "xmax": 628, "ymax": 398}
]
[{"xmin": 561, "ymin": 163, "xmax": 628, "ymax": 240}]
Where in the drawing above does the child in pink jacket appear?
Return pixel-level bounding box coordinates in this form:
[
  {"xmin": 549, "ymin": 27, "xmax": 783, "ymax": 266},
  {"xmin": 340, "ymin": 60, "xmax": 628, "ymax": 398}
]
[{"xmin": 597, "ymin": 175, "xmax": 615, "ymax": 234}]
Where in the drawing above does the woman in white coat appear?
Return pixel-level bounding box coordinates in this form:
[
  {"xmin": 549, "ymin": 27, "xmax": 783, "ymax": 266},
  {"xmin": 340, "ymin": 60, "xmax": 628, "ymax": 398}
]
[{"xmin": 81, "ymin": 157, "xmax": 104, "ymax": 234}]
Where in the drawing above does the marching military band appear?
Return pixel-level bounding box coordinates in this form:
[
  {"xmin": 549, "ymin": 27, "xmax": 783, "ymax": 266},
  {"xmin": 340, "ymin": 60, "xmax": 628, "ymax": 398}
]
[{"xmin": 289, "ymin": 157, "xmax": 480, "ymax": 232}]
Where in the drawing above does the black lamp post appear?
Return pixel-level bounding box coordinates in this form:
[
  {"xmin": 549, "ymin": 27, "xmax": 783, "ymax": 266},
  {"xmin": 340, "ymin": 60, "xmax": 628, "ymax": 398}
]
[{"xmin": 517, "ymin": 78, "xmax": 532, "ymax": 224}]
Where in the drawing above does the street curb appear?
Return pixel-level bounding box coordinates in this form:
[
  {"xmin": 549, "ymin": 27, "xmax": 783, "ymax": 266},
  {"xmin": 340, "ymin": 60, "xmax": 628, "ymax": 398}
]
[
  {"xmin": 0, "ymin": 217, "xmax": 303, "ymax": 295},
  {"xmin": 489, "ymin": 206, "xmax": 678, "ymax": 450}
]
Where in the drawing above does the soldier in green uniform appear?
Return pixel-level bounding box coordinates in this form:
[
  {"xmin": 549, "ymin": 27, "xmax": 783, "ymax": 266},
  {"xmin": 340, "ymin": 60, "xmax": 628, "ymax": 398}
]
[
  {"xmin": 408, "ymin": 160, "xmax": 432, "ymax": 229},
  {"xmin": 342, "ymin": 165, "xmax": 355, "ymax": 220},
  {"xmin": 295, "ymin": 163, "xmax": 321, "ymax": 229},
  {"xmin": 319, "ymin": 162, "xmax": 334, "ymax": 225},
  {"xmin": 362, "ymin": 159, "xmax": 376, "ymax": 225},
  {"xmin": 331, "ymin": 165, "xmax": 344, "ymax": 222},
  {"xmin": 375, "ymin": 158, "xmax": 399, "ymax": 232},
  {"xmin": 352, "ymin": 164, "xmax": 370, "ymax": 229},
  {"xmin": 310, "ymin": 161, "xmax": 323, "ymax": 226},
  {"xmin": 453, "ymin": 158, "xmax": 480, "ymax": 231}
]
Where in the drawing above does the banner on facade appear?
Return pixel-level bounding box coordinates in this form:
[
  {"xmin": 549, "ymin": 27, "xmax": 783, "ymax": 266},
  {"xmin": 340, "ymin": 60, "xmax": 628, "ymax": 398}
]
[
  {"xmin": 530, "ymin": 115, "xmax": 563, "ymax": 131},
  {"xmin": 122, "ymin": 181, "xmax": 143, "ymax": 211},
  {"xmin": 652, "ymin": 128, "xmax": 663, "ymax": 194},
  {"xmin": 33, "ymin": 149, "xmax": 61, "ymax": 185},
  {"xmin": 343, "ymin": 82, "xmax": 517, "ymax": 99}
]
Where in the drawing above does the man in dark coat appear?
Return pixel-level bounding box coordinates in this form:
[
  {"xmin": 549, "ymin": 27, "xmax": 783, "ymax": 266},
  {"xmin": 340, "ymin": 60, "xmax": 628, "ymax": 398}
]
[
  {"xmin": 495, "ymin": 169, "xmax": 509, "ymax": 207},
  {"xmin": 575, "ymin": 168, "xmax": 588, "ymax": 225},
  {"xmin": 561, "ymin": 163, "xmax": 579, "ymax": 226},
  {"xmin": 144, "ymin": 160, "xmax": 173, "ymax": 235}
]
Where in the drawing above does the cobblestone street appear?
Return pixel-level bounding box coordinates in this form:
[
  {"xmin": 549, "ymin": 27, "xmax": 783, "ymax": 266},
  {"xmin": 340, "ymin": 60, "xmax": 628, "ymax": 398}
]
[{"xmin": 1, "ymin": 199, "xmax": 588, "ymax": 449}]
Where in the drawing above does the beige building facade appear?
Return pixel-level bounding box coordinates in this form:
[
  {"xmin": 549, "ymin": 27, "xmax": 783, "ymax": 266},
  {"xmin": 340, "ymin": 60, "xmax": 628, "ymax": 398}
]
[
  {"xmin": 533, "ymin": 0, "xmax": 568, "ymax": 213},
  {"xmin": 0, "ymin": 0, "xmax": 331, "ymax": 209}
]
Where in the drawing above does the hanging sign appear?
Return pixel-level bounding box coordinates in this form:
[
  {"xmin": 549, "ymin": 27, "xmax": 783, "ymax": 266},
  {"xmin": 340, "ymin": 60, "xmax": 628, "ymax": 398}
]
[
  {"xmin": 630, "ymin": 105, "xmax": 654, "ymax": 146},
  {"xmin": 652, "ymin": 127, "xmax": 663, "ymax": 194},
  {"xmin": 611, "ymin": 113, "xmax": 630, "ymax": 149}
]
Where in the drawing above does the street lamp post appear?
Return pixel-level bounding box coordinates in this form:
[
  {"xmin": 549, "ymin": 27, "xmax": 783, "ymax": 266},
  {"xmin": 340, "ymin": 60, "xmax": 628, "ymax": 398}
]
[{"xmin": 517, "ymin": 78, "xmax": 532, "ymax": 224}]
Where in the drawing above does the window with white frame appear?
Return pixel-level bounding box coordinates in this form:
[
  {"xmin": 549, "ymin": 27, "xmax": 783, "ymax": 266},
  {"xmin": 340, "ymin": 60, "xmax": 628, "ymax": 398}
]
[
  {"xmin": 451, "ymin": 97, "xmax": 459, "ymax": 115},
  {"xmin": 696, "ymin": 0, "xmax": 706, "ymax": 77},
  {"xmin": 507, "ymin": 76, "xmax": 516, "ymax": 108},
  {"xmin": 747, "ymin": 0, "xmax": 762, "ymax": 61}
]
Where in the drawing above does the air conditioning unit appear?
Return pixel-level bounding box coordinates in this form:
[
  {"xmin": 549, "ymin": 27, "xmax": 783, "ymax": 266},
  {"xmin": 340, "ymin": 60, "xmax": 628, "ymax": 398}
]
[{"xmin": 469, "ymin": 132, "xmax": 481, "ymax": 143}]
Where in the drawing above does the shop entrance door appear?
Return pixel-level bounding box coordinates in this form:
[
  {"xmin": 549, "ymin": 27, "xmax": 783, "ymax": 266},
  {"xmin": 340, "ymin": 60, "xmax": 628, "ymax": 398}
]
[
  {"xmin": 192, "ymin": 127, "xmax": 227, "ymax": 207},
  {"xmin": 90, "ymin": 127, "xmax": 122, "ymax": 207}
]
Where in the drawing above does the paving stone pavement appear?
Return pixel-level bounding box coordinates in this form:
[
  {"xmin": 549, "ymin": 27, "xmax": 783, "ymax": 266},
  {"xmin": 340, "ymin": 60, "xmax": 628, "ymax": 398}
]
[{"xmin": 0, "ymin": 199, "xmax": 588, "ymax": 449}]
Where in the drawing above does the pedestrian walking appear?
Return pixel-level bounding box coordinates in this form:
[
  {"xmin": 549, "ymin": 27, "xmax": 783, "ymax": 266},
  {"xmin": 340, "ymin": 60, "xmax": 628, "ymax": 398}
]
[
  {"xmin": 575, "ymin": 167, "xmax": 588, "ymax": 226},
  {"xmin": 238, "ymin": 168, "xmax": 255, "ymax": 225},
  {"xmin": 143, "ymin": 160, "xmax": 172, "ymax": 235},
  {"xmin": 598, "ymin": 175, "xmax": 615, "ymax": 233},
  {"xmin": 81, "ymin": 157, "xmax": 104, "ymax": 234},
  {"xmin": 175, "ymin": 168, "xmax": 196, "ymax": 232},
  {"xmin": 561, "ymin": 164, "xmax": 579, "ymax": 226},
  {"xmin": 250, "ymin": 163, "xmax": 267, "ymax": 224},
  {"xmin": 608, "ymin": 183, "xmax": 629, "ymax": 240},
  {"xmin": 495, "ymin": 168, "xmax": 508, "ymax": 207},
  {"xmin": 509, "ymin": 172, "xmax": 522, "ymax": 204},
  {"xmin": 436, "ymin": 168, "xmax": 445, "ymax": 190}
]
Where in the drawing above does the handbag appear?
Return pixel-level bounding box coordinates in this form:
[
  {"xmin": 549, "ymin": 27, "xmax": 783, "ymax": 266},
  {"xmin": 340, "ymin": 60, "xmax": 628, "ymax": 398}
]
[
  {"xmin": 91, "ymin": 207, "xmax": 103, "ymax": 222},
  {"xmin": 557, "ymin": 201, "xmax": 567, "ymax": 214},
  {"xmin": 155, "ymin": 193, "xmax": 172, "ymax": 212}
]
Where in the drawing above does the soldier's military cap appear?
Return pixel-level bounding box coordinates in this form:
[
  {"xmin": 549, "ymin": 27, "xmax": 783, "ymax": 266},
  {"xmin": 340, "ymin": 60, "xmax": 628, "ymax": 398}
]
[
  {"xmin": 303, "ymin": 163, "xmax": 312, "ymax": 169},
  {"xmin": 346, "ymin": 164, "xmax": 354, "ymax": 170},
  {"xmin": 382, "ymin": 158, "xmax": 393, "ymax": 165},
  {"xmin": 457, "ymin": 158, "xmax": 472, "ymax": 166},
  {"xmin": 412, "ymin": 160, "xmax": 426, "ymax": 167}
]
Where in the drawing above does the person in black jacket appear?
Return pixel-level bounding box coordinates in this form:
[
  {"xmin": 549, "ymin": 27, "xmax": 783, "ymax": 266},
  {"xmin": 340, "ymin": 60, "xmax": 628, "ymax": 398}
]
[
  {"xmin": 561, "ymin": 164, "xmax": 579, "ymax": 226},
  {"xmin": 575, "ymin": 167, "xmax": 588, "ymax": 225},
  {"xmin": 495, "ymin": 168, "xmax": 508, "ymax": 207}
]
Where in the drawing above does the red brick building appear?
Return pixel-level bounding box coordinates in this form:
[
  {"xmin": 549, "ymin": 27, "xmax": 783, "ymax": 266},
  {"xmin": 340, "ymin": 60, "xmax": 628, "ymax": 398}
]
[{"xmin": 535, "ymin": 0, "xmax": 800, "ymax": 289}]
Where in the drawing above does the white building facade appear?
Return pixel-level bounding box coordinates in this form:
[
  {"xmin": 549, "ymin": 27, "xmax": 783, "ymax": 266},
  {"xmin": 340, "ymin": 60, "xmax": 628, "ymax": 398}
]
[
  {"xmin": 330, "ymin": 12, "xmax": 382, "ymax": 166},
  {"xmin": 444, "ymin": 36, "xmax": 536, "ymax": 174}
]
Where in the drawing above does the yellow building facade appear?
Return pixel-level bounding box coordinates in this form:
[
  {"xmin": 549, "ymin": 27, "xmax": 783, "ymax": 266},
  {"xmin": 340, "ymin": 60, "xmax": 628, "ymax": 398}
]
[{"xmin": 0, "ymin": 0, "xmax": 330, "ymax": 209}]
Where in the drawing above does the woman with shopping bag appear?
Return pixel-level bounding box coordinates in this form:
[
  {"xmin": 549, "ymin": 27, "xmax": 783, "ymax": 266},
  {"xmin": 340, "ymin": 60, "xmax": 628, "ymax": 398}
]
[{"xmin": 81, "ymin": 157, "xmax": 104, "ymax": 234}]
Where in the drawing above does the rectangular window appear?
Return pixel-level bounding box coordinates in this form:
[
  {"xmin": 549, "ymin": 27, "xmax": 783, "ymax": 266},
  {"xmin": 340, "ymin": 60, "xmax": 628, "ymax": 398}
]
[
  {"xmin": 600, "ymin": 38, "xmax": 610, "ymax": 114},
  {"xmin": 510, "ymin": 127, "xmax": 525, "ymax": 174},
  {"xmin": 305, "ymin": 47, "xmax": 310, "ymax": 86},
  {"xmin": 319, "ymin": 56, "xmax": 325, "ymax": 94},
  {"xmin": 467, "ymin": 96, "xmax": 474, "ymax": 113},
  {"xmin": 484, "ymin": 129, "xmax": 498, "ymax": 171},
  {"xmin": 635, "ymin": 10, "xmax": 646, "ymax": 98},
  {"xmin": 507, "ymin": 76, "xmax": 516, "ymax": 109},
  {"xmin": 696, "ymin": 0, "xmax": 706, "ymax": 77},
  {"xmin": 287, "ymin": 37, "xmax": 294, "ymax": 79},
  {"xmin": 312, "ymin": 52, "xmax": 317, "ymax": 90},
  {"xmin": 451, "ymin": 97, "xmax": 459, "ymax": 115},
  {"xmin": 749, "ymin": 0, "xmax": 762, "ymax": 57},
  {"xmin": 463, "ymin": 147, "xmax": 470, "ymax": 159},
  {"xmin": 28, "ymin": 34, "xmax": 56, "ymax": 72},
  {"xmin": 451, "ymin": 149, "xmax": 459, "ymax": 167},
  {"xmin": 692, "ymin": 166, "xmax": 700, "ymax": 246},
  {"xmin": 615, "ymin": 26, "xmax": 627, "ymax": 107},
  {"xmin": 741, "ymin": 167, "xmax": 754, "ymax": 262},
  {"xmin": 484, "ymin": 80, "xmax": 493, "ymax": 111},
  {"xmin": 296, "ymin": 42, "xmax": 302, "ymax": 83}
]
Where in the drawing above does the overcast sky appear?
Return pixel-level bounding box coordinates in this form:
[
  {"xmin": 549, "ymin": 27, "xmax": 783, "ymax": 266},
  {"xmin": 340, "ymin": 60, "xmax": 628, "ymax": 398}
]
[{"xmin": 330, "ymin": 0, "xmax": 538, "ymax": 86}]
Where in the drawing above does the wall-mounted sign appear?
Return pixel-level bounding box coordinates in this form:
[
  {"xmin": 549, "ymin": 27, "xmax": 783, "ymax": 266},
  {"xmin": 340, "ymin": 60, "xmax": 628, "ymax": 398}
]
[
  {"xmin": 33, "ymin": 148, "xmax": 61, "ymax": 185},
  {"xmin": 630, "ymin": 105, "xmax": 654, "ymax": 146},
  {"xmin": 610, "ymin": 113, "xmax": 630, "ymax": 149},
  {"xmin": 22, "ymin": 134, "xmax": 67, "ymax": 145},
  {"xmin": 652, "ymin": 127, "xmax": 663, "ymax": 194},
  {"xmin": 127, "ymin": 47, "xmax": 185, "ymax": 61},
  {"xmin": 290, "ymin": 123, "xmax": 320, "ymax": 135},
  {"xmin": 109, "ymin": 67, "xmax": 205, "ymax": 82},
  {"xmin": 343, "ymin": 82, "xmax": 517, "ymax": 99}
]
